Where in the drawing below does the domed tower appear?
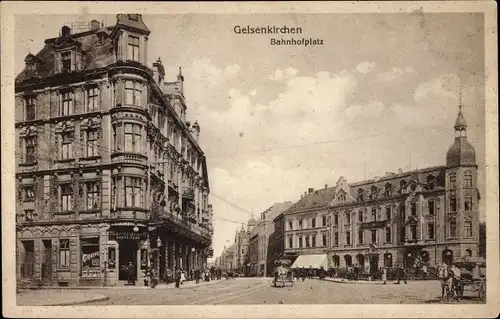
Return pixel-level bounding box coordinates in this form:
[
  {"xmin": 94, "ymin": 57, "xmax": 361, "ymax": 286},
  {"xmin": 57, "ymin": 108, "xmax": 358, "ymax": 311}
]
[
  {"xmin": 247, "ymin": 214, "xmax": 257, "ymax": 233},
  {"xmin": 443, "ymin": 93, "xmax": 479, "ymax": 263}
]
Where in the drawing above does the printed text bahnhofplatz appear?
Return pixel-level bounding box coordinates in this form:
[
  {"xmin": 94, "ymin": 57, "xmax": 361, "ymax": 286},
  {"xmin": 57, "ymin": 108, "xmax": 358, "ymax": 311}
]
[{"xmin": 270, "ymin": 38, "xmax": 324, "ymax": 47}]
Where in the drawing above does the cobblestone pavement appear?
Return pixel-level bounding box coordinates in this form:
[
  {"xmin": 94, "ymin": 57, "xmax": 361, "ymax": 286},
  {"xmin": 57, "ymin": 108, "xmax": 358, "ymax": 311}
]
[{"xmin": 89, "ymin": 278, "xmax": 485, "ymax": 305}]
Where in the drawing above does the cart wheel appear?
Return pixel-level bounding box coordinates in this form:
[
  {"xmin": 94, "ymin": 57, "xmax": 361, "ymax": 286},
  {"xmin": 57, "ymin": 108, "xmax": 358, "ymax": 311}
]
[{"xmin": 478, "ymin": 282, "xmax": 486, "ymax": 301}]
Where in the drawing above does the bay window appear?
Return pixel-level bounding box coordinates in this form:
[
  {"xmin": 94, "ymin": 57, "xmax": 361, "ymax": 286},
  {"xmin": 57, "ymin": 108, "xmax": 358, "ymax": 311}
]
[
  {"xmin": 127, "ymin": 35, "xmax": 140, "ymax": 61},
  {"xmin": 124, "ymin": 176, "xmax": 143, "ymax": 208},
  {"xmin": 125, "ymin": 80, "xmax": 142, "ymax": 107},
  {"xmin": 124, "ymin": 123, "xmax": 142, "ymax": 153}
]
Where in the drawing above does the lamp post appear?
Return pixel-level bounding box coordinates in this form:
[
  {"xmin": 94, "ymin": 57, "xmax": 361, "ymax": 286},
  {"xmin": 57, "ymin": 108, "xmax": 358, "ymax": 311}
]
[{"xmin": 191, "ymin": 247, "xmax": 196, "ymax": 269}]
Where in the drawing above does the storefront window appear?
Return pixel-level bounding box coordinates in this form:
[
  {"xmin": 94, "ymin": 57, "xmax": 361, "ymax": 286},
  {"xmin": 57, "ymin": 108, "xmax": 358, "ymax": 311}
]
[
  {"xmin": 108, "ymin": 247, "xmax": 116, "ymax": 271},
  {"xmin": 81, "ymin": 237, "xmax": 100, "ymax": 277}
]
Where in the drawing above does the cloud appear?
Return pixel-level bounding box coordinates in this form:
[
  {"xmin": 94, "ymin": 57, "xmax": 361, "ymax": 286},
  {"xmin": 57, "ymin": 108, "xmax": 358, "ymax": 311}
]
[
  {"xmin": 269, "ymin": 67, "xmax": 298, "ymax": 81},
  {"xmin": 413, "ymin": 73, "xmax": 459, "ymax": 103},
  {"xmin": 356, "ymin": 61, "xmax": 376, "ymax": 74},
  {"xmin": 377, "ymin": 66, "xmax": 417, "ymax": 82}
]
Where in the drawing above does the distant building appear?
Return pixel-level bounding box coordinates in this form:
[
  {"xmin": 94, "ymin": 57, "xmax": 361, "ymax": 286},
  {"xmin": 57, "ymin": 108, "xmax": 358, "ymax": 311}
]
[{"xmin": 281, "ymin": 106, "xmax": 480, "ymax": 272}]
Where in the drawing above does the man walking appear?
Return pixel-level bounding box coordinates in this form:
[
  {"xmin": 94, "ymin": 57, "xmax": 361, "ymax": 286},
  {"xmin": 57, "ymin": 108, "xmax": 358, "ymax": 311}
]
[
  {"xmin": 127, "ymin": 261, "xmax": 136, "ymax": 286},
  {"xmin": 175, "ymin": 267, "xmax": 181, "ymax": 288},
  {"xmin": 396, "ymin": 264, "xmax": 407, "ymax": 284}
]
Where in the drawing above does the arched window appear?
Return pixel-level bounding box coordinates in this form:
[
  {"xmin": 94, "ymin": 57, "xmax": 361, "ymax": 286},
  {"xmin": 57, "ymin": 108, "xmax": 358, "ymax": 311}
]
[
  {"xmin": 332, "ymin": 255, "xmax": 340, "ymax": 267},
  {"xmin": 337, "ymin": 190, "xmax": 346, "ymax": 204},
  {"xmin": 442, "ymin": 249, "xmax": 453, "ymax": 265},
  {"xmin": 344, "ymin": 254, "xmax": 352, "ymax": 267},
  {"xmin": 421, "ymin": 250, "xmax": 430, "ymax": 263},
  {"xmin": 370, "ymin": 186, "xmax": 378, "ymax": 200},
  {"xmin": 383, "ymin": 253, "xmax": 393, "ymax": 267},
  {"xmin": 464, "ymin": 171, "xmax": 473, "ymax": 188},
  {"xmin": 356, "ymin": 254, "xmax": 365, "ymax": 267},
  {"xmin": 385, "ymin": 183, "xmax": 393, "ymax": 196},
  {"xmin": 465, "ymin": 248, "xmax": 472, "ymax": 257},
  {"xmin": 357, "ymin": 188, "xmax": 364, "ymax": 202}
]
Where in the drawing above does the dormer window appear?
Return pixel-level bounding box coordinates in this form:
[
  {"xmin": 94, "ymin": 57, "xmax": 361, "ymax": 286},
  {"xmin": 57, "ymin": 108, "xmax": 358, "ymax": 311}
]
[
  {"xmin": 127, "ymin": 35, "xmax": 140, "ymax": 62},
  {"xmin": 61, "ymin": 51, "xmax": 72, "ymax": 73}
]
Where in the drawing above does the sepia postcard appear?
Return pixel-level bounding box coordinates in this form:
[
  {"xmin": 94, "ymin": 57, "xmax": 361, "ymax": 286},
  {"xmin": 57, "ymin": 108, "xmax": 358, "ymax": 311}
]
[{"xmin": 1, "ymin": 1, "xmax": 498, "ymax": 318}]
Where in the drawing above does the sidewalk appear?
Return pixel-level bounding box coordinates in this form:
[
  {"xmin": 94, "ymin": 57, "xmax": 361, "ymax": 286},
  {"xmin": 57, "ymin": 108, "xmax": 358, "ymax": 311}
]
[
  {"xmin": 17, "ymin": 290, "xmax": 109, "ymax": 306},
  {"xmin": 317, "ymin": 277, "xmax": 386, "ymax": 285},
  {"xmin": 156, "ymin": 279, "xmax": 224, "ymax": 289}
]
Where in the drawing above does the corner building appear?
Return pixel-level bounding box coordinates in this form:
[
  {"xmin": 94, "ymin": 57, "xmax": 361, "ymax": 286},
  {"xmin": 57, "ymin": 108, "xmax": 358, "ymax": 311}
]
[
  {"xmin": 15, "ymin": 14, "xmax": 213, "ymax": 287},
  {"xmin": 327, "ymin": 107, "xmax": 479, "ymax": 272}
]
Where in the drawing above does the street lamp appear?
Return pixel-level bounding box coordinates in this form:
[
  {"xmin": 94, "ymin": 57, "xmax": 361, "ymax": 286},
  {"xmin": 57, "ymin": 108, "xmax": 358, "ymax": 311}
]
[
  {"xmin": 133, "ymin": 225, "xmax": 139, "ymax": 232},
  {"xmin": 157, "ymin": 237, "xmax": 162, "ymax": 247}
]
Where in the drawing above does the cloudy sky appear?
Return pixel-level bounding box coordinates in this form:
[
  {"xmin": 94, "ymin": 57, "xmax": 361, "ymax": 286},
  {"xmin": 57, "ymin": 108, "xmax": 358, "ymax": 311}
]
[{"xmin": 15, "ymin": 13, "xmax": 485, "ymax": 259}]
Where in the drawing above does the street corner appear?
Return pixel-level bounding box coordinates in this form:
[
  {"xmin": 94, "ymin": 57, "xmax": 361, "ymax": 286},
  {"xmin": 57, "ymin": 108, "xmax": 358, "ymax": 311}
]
[{"xmin": 17, "ymin": 290, "xmax": 110, "ymax": 306}]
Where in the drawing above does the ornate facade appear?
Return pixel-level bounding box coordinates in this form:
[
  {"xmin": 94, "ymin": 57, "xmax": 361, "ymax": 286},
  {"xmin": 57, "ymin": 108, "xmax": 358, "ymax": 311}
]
[
  {"xmin": 15, "ymin": 14, "xmax": 213, "ymax": 287},
  {"xmin": 282, "ymin": 106, "xmax": 480, "ymax": 273}
]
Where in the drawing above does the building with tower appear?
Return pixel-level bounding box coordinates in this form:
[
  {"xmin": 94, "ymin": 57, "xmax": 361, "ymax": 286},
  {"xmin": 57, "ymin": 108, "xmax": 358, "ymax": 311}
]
[
  {"xmin": 283, "ymin": 104, "xmax": 480, "ymax": 272},
  {"xmin": 15, "ymin": 14, "xmax": 214, "ymax": 287}
]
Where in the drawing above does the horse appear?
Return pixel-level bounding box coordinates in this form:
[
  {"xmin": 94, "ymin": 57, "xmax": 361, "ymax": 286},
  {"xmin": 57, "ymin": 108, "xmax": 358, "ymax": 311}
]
[{"xmin": 438, "ymin": 263, "xmax": 454, "ymax": 302}]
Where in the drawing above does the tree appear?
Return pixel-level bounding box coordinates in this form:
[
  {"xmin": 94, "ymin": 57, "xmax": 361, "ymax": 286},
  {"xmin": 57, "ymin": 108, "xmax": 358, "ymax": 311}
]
[{"xmin": 478, "ymin": 222, "xmax": 486, "ymax": 257}]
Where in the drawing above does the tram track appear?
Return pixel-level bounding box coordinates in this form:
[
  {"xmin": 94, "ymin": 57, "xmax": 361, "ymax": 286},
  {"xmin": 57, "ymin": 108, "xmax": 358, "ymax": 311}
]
[{"xmin": 188, "ymin": 281, "xmax": 271, "ymax": 305}]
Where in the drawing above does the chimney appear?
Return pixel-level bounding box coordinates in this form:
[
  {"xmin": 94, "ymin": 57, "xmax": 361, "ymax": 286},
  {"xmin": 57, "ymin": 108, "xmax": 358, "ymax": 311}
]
[
  {"xmin": 325, "ymin": 184, "xmax": 328, "ymax": 189},
  {"xmin": 303, "ymin": 192, "xmax": 307, "ymax": 197},
  {"xmin": 192, "ymin": 121, "xmax": 200, "ymax": 142},
  {"xmin": 398, "ymin": 168, "xmax": 403, "ymax": 174},
  {"xmin": 61, "ymin": 25, "xmax": 71, "ymax": 37},
  {"xmin": 308, "ymin": 188, "xmax": 314, "ymax": 194},
  {"xmin": 90, "ymin": 19, "xmax": 100, "ymax": 31}
]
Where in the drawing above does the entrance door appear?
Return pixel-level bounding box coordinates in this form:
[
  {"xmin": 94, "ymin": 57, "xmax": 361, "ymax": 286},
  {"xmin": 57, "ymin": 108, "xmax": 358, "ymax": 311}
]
[
  {"xmin": 369, "ymin": 255, "xmax": 379, "ymax": 274},
  {"xmin": 41, "ymin": 240, "xmax": 52, "ymax": 282},
  {"xmin": 159, "ymin": 246, "xmax": 166, "ymax": 281},
  {"xmin": 118, "ymin": 240, "xmax": 138, "ymax": 281}
]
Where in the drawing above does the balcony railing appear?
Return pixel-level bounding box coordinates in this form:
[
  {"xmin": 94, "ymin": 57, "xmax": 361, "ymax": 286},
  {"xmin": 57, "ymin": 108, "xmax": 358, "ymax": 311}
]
[{"xmin": 111, "ymin": 152, "xmax": 148, "ymax": 165}]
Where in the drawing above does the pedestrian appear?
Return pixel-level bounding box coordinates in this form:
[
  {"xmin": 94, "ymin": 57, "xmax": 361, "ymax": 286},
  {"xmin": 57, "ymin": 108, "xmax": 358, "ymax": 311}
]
[
  {"xmin": 301, "ymin": 267, "xmax": 306, "ymax": 281},
  {"xmin": 150, "ymin": 266, "xmax": 157, "ymax": 288},
  {"xmin": 382, "ymin": 267, "xmax": 387, "ymax": 285},
  {"xmin": 396, "ymin": 264, "xmax": 407, "ymax": 284},
  {"xmin": 354, "ymin": 263, "xmax": 359, "ymax": 281},
  {"xmin": 308, "ymin": 266, "xmax": 313, "ymax": 279},
  {"xmin": 194, "ymin": 268, "xmax": 200, "ymax": 284},
  {"xmin": 127, "ymin": 261, "xmax": 136, "ymax": 286},
  {"xmin": 422, "ymin": 263, "xmax": 428, "ymax": 280},
  {"xmin": 180, "ymin": 268, "xmax": 186, "ymax": 284},
  {"xmin": 165, "ymin": 268, "xmax": 172, "ymax": 284},
  {"xmin": 175, "ymin": 267, "xmax": 181, "ymax": 288}
]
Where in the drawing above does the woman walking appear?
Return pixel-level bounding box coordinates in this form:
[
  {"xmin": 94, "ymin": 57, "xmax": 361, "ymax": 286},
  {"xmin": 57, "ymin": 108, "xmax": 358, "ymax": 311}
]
[{"xmin": 382, "ymin": 267, "xmax": 387, "ymax": 285}]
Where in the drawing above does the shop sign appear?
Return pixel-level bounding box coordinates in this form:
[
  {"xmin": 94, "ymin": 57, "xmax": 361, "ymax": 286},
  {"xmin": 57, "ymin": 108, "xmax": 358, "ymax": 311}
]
[{"xmin": 109, "ymin": 230, "xmax": 147, "ymax": 241}]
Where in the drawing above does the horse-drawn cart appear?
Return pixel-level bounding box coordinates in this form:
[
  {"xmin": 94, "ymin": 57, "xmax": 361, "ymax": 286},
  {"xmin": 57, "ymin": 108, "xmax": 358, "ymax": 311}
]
[
  {"xmin": 273, "ymin": 259, "xmax": 294, "ymax": 288},
  {"xmin": 455, "ymin": 259, "xmax": 486, "ymax": 301}
]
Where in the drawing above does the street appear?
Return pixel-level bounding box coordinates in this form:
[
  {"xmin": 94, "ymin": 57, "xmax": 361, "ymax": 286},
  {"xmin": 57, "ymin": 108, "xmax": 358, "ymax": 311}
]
[{"xmin": 86, "ymin": 278, "xmax": 485, "ymax": 305}]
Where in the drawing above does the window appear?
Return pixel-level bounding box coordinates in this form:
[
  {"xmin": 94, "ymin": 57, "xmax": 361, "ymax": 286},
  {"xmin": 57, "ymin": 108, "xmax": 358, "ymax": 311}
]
[
  {"xmin": 371, "ymin": 208, "xmax": 377, "ymax": 221},
  {"xmin": 23, "ymin": 186, "xmax": 35, "ymax": 202},
  {"xmin": 427, "ymin": 175, "xmax": 436, "ymax": 190},
  {"xmin": 322, "ymin": 234, "xmax": 327, "ymax": 247},
  {"xmin": 385, "ymin": 227, "xmax": 391, "ymax": 242},
  {"xmin": 305, "ymin": 236, "xmax": 310, "ymax": 247},
  {"xmin": 86, "ymin": 87, "xmax": 100, "ymax": 112},
  {"xmin": 334, "ymin": 214, "xmax": 339, "ymax": 226},
  {"xmin": 357, "ymin": 188, "xmax": 364, "ymax": 201},
  {"xmin": 311, "ymin": 218, "xmax": 316, "ymax": 228},
  {"xmin": 334, "ymin": 232, "xmax": 339, "ymax": 245},
  {"xmin": 21, "ymin": 241, "xmax": 35, "ymax": 278},
  {"xmin": 346, "ymin": 213, "xmax": 351, "ymax": 224},
  {"xmin": 25, "ymin": 137, "xmax": 36, "ymax": 164},
  {"xmin": 358, "ymin": 210, "xmax": 364, "ymax": 222},
  {"xmin": 124, "ymin": 176, "xmax": 143, "ymax": 208},
  {"xmin": 125, "ymin": 80, "xmax": 142, "ymax": 106},
  {"xmin": 450, "ymin": 221, "xmax": 457, "ymax": 237},
  {"xmin": 85, "ymin": 130, "xmax": 99, "ymax": 157},
  {"xmin": 288, "ymin": 236, "xmax": 293, "ymax": 248},
  {"xmin": 428, "ymin": 223, "xmax": 435, "ymax": 240},
  {"xmin": 25, "ymin": 96, "xmax": 36, "ymax": 121},
  {"xmin": 400, "ymin": 180, "xmax": 407, "ymax": 193},
  {"xmin": 60, "ymin": 183, "xmax": 73, "ymax": 211},
  {"xmin": 399, "ymin": 205, "xmax": 406, "ymax": 220},
  {"xmin": 298, "ymin": 219, "xmax": 303, "ymax": 229},
  {"xmin": 464, "ymin": 221, "xmax": 472, "ymax": 237},
  {"xmin": 385, "ymin": 207, "xmax": 391, "ymax": 220},
  {"xmin": 410, "ymin": 224, "xmax": 417, "ymax": 240},
  {"xmin": 450, "ymin": 196, "xmax": 457, "ymax": 212},
  {"xmin": 124, "ymin": 123, "xmax": 142, "ymax": 153},
  {"xmin": 346, "ymin": 231, "xmax": 351, "ymax": 245},
  {"xmin": 464, "ymin": 171, "xmax": 472, "ymax": 188},
  {"xmin": 60, "ymin": 132, "xmax": 74, "ymax": 160},
  {"xmin": 411, "ymin": 203, "xmax": 417, "ymax": 216},
  {"xmin": 428, "ymin": 200, "xmax": 435, "ymax": 215},
  {"xmin": 358, "ymin": 230, "xmax": 364, "ymax": 244},
  {"xmin": 465, "ymin": 196, "xmax": 473, "ymax": 211},
  {"xmin": 298, "ymin": 236, "xmax": 303, "ymax": 248},
  {"xmin": 337, "ymin": 190, "xmax": 346, "ymax": 203},
  {"xmin": 59, "ymin": 239, "xmax": 70, "ymax": 269},
  {"xmin": 370, "ymin": 186, "xmax": 378, "ymax": 200},
  {"xmin": 311, "ymin": 236, "xmax": 316, "ymax": 247},
  {"xmin": 61, "ymin": 91, "xmax": 74, "ymax": 115},
  {"xmin": 81, "ymin": 237, "xmax": 100, "ymax": 277},
  {"xmin": 322, "ymin": 215, "xmax": 327, "ymax": 226},
  {"xmin": 449, "ymin": 175, "xmax": 456, "ymax": 189},
  {"xmin": 25, "ymin": 209, "xmax": 34, "ymax": 222},
  {"xmin": 400, "ymin": 226, "xmax": 406, "ymax": 243},
  {"xmin": 371, "ymin": 229, "xmax": 377, "ymax": 243},
  {"xmin": 127, "ymin": 35, "xmax": 140, "ymax": 61},
  {"xmin": 61, "ymin": 52, "xmax": 71, "ymax": 72},
  {"xmin": 385, "ymin": 183, "xmax": 393, "ymax": 196},
  {"xmin": 85, "ymin": 181, "xmax": 100, "ymax": 210}
]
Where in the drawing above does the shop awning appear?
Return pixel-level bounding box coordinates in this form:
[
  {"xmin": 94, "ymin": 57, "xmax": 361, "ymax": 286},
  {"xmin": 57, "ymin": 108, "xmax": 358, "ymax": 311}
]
[{"xmin": 291, "ymin": 254, "xmax": 328, "ymax": 269}]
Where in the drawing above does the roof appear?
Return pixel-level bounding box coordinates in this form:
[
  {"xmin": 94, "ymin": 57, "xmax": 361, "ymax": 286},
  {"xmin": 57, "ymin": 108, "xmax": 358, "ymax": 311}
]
[
  {"xmin": 284, "ymin": 187, "xmax": 337, "ymax": 215},
  {"xmin": 267, "ymin": 202, "xmax": 294, "ymax": 220},
  {"xmin": 455, "ymin": 110, "xmax": 467, "ymax": 129}
]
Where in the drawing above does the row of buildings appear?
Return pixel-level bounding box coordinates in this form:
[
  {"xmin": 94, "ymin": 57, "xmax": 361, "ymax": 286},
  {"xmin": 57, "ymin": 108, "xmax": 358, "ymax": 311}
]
[
  {"xmin": 15, "ymin": 14, "xmax": 214, "ymax": 287},
  {"xmin": 216, "ymin": 103, "xmax": 481, "ymax": 275}
]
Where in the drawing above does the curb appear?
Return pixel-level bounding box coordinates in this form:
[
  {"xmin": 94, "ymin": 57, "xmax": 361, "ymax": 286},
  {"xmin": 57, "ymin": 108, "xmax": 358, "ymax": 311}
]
[{"xmin": 35, "ymin": 296, "xmax": 110, "ymax": 306}]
